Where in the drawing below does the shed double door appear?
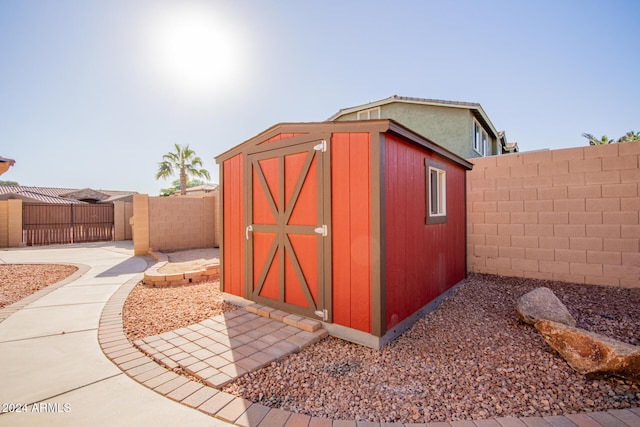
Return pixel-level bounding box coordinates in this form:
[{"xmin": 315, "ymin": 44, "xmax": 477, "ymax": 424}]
[{"xmin": 245, "ymin": 138, "xmax": 330, "ymax": 321}]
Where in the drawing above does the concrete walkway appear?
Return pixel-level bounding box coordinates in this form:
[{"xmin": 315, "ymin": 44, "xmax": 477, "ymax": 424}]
[
  {"xmin": 1, "ymin": 242, "xmax": 638, "ymax": 427},
  {"xmin": 0, "ymin": 242, "xmax": 227, "ymax": 426}
]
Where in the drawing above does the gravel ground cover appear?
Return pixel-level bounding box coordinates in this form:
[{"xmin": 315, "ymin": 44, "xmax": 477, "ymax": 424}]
[
  {"xmin": 0, "ymin": 264, "xmax": 78, "ymax": 308},
  {"xmin": 220, "ymin": 274, "xmax": 639, "ymax": 423},
  {"xmin": 119, "ymin": 268, "xmax": 639, "ymax": 423},
  {"xmin": 122, "ymin": 279, "xmax": 238, "ymax": 341}
]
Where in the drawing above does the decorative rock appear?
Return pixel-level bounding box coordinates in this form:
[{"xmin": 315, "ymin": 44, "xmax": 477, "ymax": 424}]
[
  {"xmin": 516, "ymin": 287, "xmax": 576, "ymax": 327},
  {"xmin": 535, "ymin": 319, "xmax": 640, "ymax": 381}
]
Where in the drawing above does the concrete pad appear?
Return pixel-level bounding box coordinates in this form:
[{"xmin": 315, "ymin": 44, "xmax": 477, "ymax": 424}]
[
  {"xmin": 26, "ymin": 285, "xmax": 120, "ymax": 308},
  {"xmin": 0, "ymin": 303, "xmax": 104, "ymax": 341},
  {"xmin": 0, "ymin": 330, "xmax": 122, "ymax": 404},
  {"xmin": 65, "ymin": 279, "xmax": 124, "ymax": 287},
  {"xmin": 0, "ymin": 373, "xmax": 230, "ymax": 427},
  {"xmin": 94, "ymin": 257, "xmax": 148, "ymax": 277}
]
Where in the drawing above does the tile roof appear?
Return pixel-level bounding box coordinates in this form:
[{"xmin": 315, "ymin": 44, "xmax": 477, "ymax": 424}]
[
  {"xmin": 0, "ymin": 186, "xmax": 137, "ymax": 204},
  {"xmin": 5, "ymin": 191, "xmax": 86, "ymax": 204}
]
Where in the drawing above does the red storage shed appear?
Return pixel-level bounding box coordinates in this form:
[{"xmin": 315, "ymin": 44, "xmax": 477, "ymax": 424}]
[{"xmin": 215, "ymin": 120, "xmax": 472, "ymax": 348}]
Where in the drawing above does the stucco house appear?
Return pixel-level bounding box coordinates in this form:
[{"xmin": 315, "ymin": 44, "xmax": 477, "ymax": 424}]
[
  {"xmin": 328, "ymin": 95, "xmax": 518, "ymax": 159},
  {"xmin": 170, "ymin": 184, "xmax": 219, "ymax": 197}
]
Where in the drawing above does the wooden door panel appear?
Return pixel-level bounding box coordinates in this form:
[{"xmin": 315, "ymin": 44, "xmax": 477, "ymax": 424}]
[
  {"xmin": 253, "ymin": 231, "xmax": 279, "ymax": 300},
  {"xmin": 287, "ymin": 234, "xmax": 318, "ymax": 307},
  {"xmin": 247, "ymin": 140, "xmax": 326, "ymax": 319},
  {"xmin": 258, "ymin": 158, "xmax": 279, "ymax": 211},
  {"xmin": 287, "ymin": 155, "xmax": 317, "ymax": 226},
  {"xmin": 253, "ymin": 160, "xmax": 278, "ymax": 224}
]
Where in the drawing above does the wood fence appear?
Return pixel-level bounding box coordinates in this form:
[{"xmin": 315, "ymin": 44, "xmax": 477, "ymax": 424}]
[{"xmin": 22, "ymin": 203, "xmax": 114, "ymax": 246}]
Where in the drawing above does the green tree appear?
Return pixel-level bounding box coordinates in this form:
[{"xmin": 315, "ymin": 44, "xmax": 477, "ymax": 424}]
[
  {"xmin": 155, "ymin": 144, "xmax": 210, "ymax": 196},
  {"xmin": 0, "ymin": 180, "xmax": 19, "ymax": 186},
  {"xmin": 581, "ymin": 133, "xmax": 616, "ymax": 146},
  {"xmin": 617, "ymin": 131, "xmax": 640, "ymax": 143},
  {"xmin": 582, "ymin": 130, "xmax": 639, "ymax": 145}
]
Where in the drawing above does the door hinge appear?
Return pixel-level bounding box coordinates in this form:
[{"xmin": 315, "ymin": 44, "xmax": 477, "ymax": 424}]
[
  {"xmin": 314, "ymin": 309, "xmax": 328, "ymax": 321},
  {"xmin": 313, "ymin": 140, "xmax": 327, "ymax": 152},
  {"xmin": 313, "ymin": 225, "xmax": 327, "ymax": 236},
  {"xmin": 245, "ymin": 225, "xmax": 253, "ymax": 240}
]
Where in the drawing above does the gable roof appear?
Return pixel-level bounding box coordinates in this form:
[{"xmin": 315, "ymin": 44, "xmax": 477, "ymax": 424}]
[
  {"xmin": 60, "ymin": 188, "xmax": 111, "ymax": 202},
  {"xmin": 327, "ymin": 95, "xmax": 500, "ymax": 138}
]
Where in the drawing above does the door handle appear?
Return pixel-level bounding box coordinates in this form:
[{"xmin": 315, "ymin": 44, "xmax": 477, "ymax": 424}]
[{"xmin": 245, "ymin": 225, "xmax": 253, "ymax": 240}]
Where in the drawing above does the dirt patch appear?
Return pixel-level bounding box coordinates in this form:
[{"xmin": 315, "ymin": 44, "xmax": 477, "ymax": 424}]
[
  {"xmin": 157, "ymin": 248, "xmax": 219, "ymax": 275},
  {"xmin": 0, "ymin": 264, "xmax": 78, "ymax": 309}
]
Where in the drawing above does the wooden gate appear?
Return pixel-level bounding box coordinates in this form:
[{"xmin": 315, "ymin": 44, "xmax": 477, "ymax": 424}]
[
  {"xmin": 245, "ymin": 139, "xmax": 330, "ymax": 320},
  {"xmin": 22, "ymin": 203, "xmax": 114, "ymax": 246}
]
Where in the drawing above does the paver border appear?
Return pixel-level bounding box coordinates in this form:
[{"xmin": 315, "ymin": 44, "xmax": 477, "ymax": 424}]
[{"xmin": 98, "ymin": 270, "xmax": 640, "ymax": 427}]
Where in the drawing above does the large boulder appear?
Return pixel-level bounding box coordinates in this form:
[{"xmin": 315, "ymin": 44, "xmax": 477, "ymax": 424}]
[
  {"xmin": 516, "ymin": 287, "xmax": 576, "ymax": 327},
  {"xmin": 535, "ymin": 320, "xmax": 640, "ymax": 381}
]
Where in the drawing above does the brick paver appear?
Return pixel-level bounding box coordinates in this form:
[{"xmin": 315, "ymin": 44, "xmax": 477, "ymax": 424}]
[
  {"xmin": 608, "ymin": 410, "xmax": 640, "ymax": 426},
  {"xmin": 131, "ymin": 305, "xmax": 325, "ymax": 389},
  {"xmin": 98, "ymin": 283, "xmax": 624, "ymax": 427}
]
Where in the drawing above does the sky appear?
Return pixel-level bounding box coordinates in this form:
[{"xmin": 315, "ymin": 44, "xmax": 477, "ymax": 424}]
[{"xmin": 1, "ymin": 0, "xmax": 639, "ymax": 195}]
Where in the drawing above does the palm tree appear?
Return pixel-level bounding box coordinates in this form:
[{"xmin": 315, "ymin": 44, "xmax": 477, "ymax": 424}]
[
  {"xmin": 617, "ymin": 131, "xmax": 640, "ymax": 143},
  {"xmin": 155, "ymin": 144, "xmax": 210, "ymax": 195},
  {"xmin": 581, "ymin": 133, "xmax": 615, "ymax": 146}
]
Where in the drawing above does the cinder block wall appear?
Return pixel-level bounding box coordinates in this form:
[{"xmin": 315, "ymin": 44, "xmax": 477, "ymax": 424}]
[
  {"xmin": 132, "ymin": 194, "xmax": 150, "ymax": 256},
  {"xmin": 467, "ymin": 143, "xmax": 640, "ymax": 288},
  {"xmin": 0, "ymin": 199, "xmax": 22, "ymax": 248},
  {"xmin": 147, "ymin": 195, "xmax": 216, "ymax": 252},
  {"xmin": 0, "ymin": 200, "xmax": 8, "ymax": 247},
  {"xmin": 113, "ymin": 201, "xmax": 133, "ymax": 241}
]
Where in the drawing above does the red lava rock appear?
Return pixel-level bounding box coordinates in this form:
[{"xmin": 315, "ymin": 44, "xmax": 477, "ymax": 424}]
[
  {"xmin": 114, "ymin": 269, "xmax": 639, "ymax": 422},
  {"xmin": 0, "ymin": 264, "xmax": 78, "ymax": 308}
]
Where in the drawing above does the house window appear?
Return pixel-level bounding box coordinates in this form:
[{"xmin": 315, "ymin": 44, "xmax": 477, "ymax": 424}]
[
  {"xmin": 425, "ymin": 159, "xmax": 447, "ymax": 224},
  {"xmin": 357, "ymin": 107, "xmax": 380, "ymax": 120},
  {"xmin": 482, "ymin": 130, "xmax": 488, "ymax": 155},
  {"xmin": 473, "ymin": 120, "xmax": 488, "ymax": 156}
]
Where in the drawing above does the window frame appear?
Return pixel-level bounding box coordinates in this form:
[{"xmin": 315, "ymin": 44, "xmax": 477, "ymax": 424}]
[
  {"xmin": 356, "ymin": 107, "xmax": 381, "ymax": 120},
  {"xmin": 425, "ymin": 159, "xmax": 447, "ymax": 225},
  {"xmin": 473, "ymin": 121, "xmax": 481, "ymax": 154},
  {"xmin": 473, "ymin": 119, "xmax": 490, "ymax": 156}
]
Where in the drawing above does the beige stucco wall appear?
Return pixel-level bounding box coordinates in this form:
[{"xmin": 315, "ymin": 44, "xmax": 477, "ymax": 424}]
[
  {"xmin": 0, "ymin": 199, "xmax": 22, "ymax": 248},
  {"xmin": 467, "ymin": 143, "xmax": 640, "ymax": 288}
]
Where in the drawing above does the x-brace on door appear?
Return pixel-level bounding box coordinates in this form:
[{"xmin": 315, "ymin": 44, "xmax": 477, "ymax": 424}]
[{"xmin": 245, "ymin": 137, "xmax": 331, "ymax": 321}]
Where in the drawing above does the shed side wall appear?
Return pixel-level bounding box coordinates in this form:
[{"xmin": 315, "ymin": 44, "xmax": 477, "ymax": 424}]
[
  {"xmin": 222, "ymin": 154, "xmax": 244, "ymax": 297},
  {"xmin": 384, "ymin": 134, "xmax": 466, "ymax": 330},
  {"xmin": 331, "ymin": 132, "xmax": 371, "ymax": 333}
]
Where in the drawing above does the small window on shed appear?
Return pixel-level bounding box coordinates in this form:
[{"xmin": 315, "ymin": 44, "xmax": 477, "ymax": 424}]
[
  {"xmin": 357, "ymin": 107, "xmax": 380, "ymax": 120},
  {"xmin": 425, "ymin": 159, "xmax": 447, "ymax": 224}
]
